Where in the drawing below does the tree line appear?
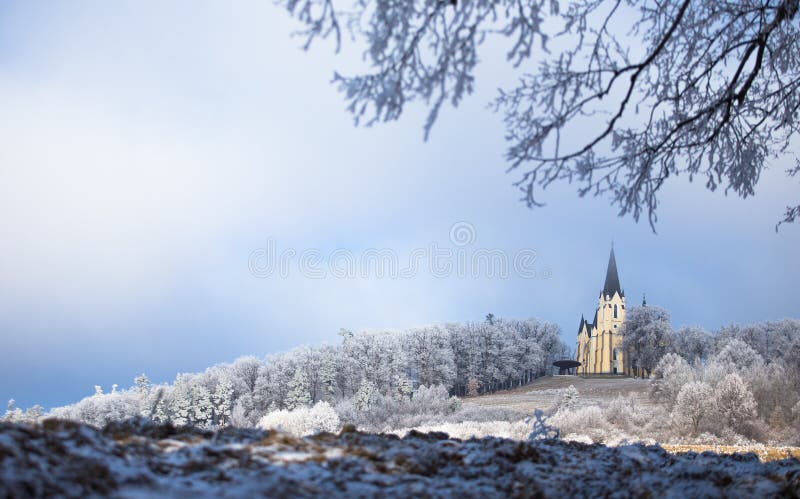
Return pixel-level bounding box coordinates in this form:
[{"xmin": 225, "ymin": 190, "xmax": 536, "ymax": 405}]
[{"xmin": 8, "ymin": 318, "xmax": 565, "ymax": 428}]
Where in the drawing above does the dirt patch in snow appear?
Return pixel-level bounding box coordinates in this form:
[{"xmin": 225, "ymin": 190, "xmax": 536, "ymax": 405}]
[{"xmin": 1, "ymin": 419, "xmax": 798, "ymax": 497}]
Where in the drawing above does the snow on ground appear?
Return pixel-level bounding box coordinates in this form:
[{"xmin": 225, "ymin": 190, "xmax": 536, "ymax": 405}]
[
  {"xmin": 1, "ymin": 419, "xmax": 799, "ymax": 498},
  {"xmin": 462, "ymin": 376, "xmax": 653, "ymax": 413}
]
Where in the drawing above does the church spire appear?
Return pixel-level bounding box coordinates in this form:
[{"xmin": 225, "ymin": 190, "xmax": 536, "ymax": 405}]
[{"xmin": 602, "ymin": 245, "xmax": 623, "ymax": 297}]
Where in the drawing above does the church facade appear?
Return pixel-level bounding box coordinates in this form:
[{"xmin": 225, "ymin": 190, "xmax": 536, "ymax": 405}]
[{"xmin": 575, "ymin": 247, "xmax": 629, "ymax": 375}]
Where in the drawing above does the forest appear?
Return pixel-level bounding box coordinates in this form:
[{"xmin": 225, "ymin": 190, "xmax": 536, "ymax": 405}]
[{"xmin": 5, "ymin": 312, "xmax": 800, "ymax": 447}]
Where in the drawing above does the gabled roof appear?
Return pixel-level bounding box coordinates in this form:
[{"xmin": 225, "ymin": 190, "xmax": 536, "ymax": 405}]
[{"xmin": 602, "ymin": 246, "xmax": 623, "ymax": 297}]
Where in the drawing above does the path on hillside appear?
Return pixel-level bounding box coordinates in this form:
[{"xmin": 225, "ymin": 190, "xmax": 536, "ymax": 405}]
[{"xmin": 462, "ymin": 376, "xmax": 653, "ymax": 413}]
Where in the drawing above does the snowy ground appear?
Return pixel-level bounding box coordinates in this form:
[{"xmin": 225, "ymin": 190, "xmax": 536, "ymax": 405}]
[
  {"xmin": 462, "ymin": 375, "xmax": 653, "ymax": 413},
  {"xmin": 1, "ymin": 419, "xmax": 799, "ymax": 498}
]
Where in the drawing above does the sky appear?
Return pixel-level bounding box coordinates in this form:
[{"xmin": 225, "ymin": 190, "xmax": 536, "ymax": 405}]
[{"xmin": 1, "ymin": 1, "xmax": 798, "ymax": 409}]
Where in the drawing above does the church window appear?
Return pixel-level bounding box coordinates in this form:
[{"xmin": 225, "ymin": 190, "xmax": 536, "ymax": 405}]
[
  {"xmin": 613, "ymin": 348, "xmax": 618, "ymax": 360},
  {"xmin": 613, "ymin": 304, "xmax": 618, "ymax": 318}
]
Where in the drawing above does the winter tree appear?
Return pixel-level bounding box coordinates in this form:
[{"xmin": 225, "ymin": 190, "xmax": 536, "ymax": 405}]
[
  {"xmin": 3, "ymin": 400, "xmax": 23, "ymax": 422},
  {"xmin": 230, "ymin": 356, "xmax": 262, "ymax": 399},
  {"xmin": 557, "ymin": 385, "xmax": 580, "ymax": 412},
  {"xmin": 134, "ymin": 374, "xmax": 151, "ymax": 395},
  {"xmin": 621, "ymin": 305, "xmax": 672, "ymax": 376},
  {"xmin": 672, "ymin": 381, "xmax": 714, "ymax": 436},
  {"xmin": 394, "ymin": 374, "xmax": 413, "ymax": 401},
  {"xmin": 214, "ymin": 374, "xmax": 235, "ymax": 426},
  {"xmin": 354, "ymin": 379, "xmax": 379, "ymax": 411},
  {"xmin": 41, "ymin": 316, "xmax": 566, "ymax": 429},
  {"xmin": 466, "ymin": 378, "xmax": 480, "ymax": 397},
  {"xmin": 404, "ymin": 326, "xmax": 456, "ymax": 388},
  {"xmin": 190, "ymin": 383, "xmax": 214, "ymax": 427},
  {"xmin": 712, "ymin": 373, "xmax": 758, "ymax": 435},
  {"xmin": 279, "ymin": 0, "xmax": 800, "ymax": 228},
  {"xmin": 704, "ymin": 338, "xmax": 765, "ymax": 386},
  {"xmin": 651, "ymin": 353, "xmax": 694, "ymax": 409},
  {"xmin": 671, "ymin": 326, "xmax": 713, "ymax": 364},
  {"xmin": 319, "ymin": 348, "xmax": 339, "ymax": 402},
  {"xmin": 285, "ymin": 369, "xmax": 312, "ymax": 410}
]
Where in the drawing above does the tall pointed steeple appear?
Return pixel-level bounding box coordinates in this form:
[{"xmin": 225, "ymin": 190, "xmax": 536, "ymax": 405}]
[{"xmin": 602, "ymin": 245, "xmax": 623, "ymax": 297}]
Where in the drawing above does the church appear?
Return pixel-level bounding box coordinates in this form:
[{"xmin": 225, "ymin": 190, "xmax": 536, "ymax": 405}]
[{"xmin": 575, "ymin": 247, "xmax": 630, "ymax": 375}]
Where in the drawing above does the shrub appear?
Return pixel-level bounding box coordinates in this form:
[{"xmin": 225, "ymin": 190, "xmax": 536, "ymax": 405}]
[
  {"xmin": 554, "ymin": 385, "xmax": 579, "ymax": 412},
  {"xmin": 604, "ymin": 395, "xmax": 635, "ymax": 431},
  {"xmin": 258, "ymin": 401, "xmax": 341, "ymax": 436},
  {"xmin": 549, "ymin": 406, "xmax": 611, "ymax": 443},
  {"xmin": 335, "ymin": 384, "xmax": 461, "ymax": 432},
  {"xmin": 670, "ymin": 381, "xmax": 713, "ymax": 436}
]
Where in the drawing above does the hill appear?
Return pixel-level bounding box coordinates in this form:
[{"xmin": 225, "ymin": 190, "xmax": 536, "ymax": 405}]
[{"xmin": 462, "ymin": 376, "xmax": 652, "ymax": 414}]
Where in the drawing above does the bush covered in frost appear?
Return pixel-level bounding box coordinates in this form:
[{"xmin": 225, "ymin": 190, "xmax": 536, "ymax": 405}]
[
  {"xmin": 549, "ymin": 406, "xmax": 611, "ymax": 443},
  {"xmin": 258, "ymin": 401, "xmax": 341, "ymax": 436},
  {"xmin": 335, "ymin": 384, "xmax": 461, "ymax": 432}
]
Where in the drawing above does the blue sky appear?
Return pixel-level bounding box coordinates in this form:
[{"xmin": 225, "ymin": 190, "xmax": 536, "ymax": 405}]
[{"xmin": 1, "ymin": 1, "xmax": 798, "ymax": 409}]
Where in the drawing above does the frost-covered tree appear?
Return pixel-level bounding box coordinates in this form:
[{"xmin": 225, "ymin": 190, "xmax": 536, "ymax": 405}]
[
  {"xmin": 190, "ymin": 383, "xmax": 214, "ymax": 427},
  {"xmin": 354, "ymin": 379, "xmax": 379, "ymax": 411},
  {"xmin": 280, "ymin": 0, "xmax": 800, "ymax": 228},
  {"xmin": 671, "ymin": 326, "xmax": 713, "ymax": 364},
  {"xmin": 230, "ymin": 356, "xmax": 262, "ymax": 398},
  {"xmin": 134, "ymin": 374, "xmax": 151, "ymax": 395},
  {"xmin": 651, "ymin": 353, "xmax": 694, "ymax": 409},
  {"xmin": 404, "ymin": 326, "xmax": 456, "ymax": 388},
  {"xmin": 557, "ymin": 385, "xmax": 580, "ymax": 412},
  {"xmin": 3, "ymin": 400, "xmax": 23, "ymax": 423},
  {"xmin": 169, "ymin": 375, "xmax": 193, "ymax": 426},
  {"xmin": 466, "ymin": 378, "xmax": 480, "ymax": 397},
  {"xmin": 285, "ymin": 369, "xmax": 312, "ymax": 410},
  {"xmin": 214, "ymin": 374, "xmax": 235, "ymax": 426},
  {"xmin": 319, "ymin": 349, "xmax": 339, "ymax": 402},
  {"xmin": 50, "ymin": 390, "xmax": 141, "ymax": 428},
  {"xmin": 751, "ymin": 360, "xmax": 796, "ymax": 421},
  {"xmin": 704, "ymin": 339, "xmax": 765, "ymax": 387},
  {"xmin": 712, "ymin": 373, "xmax": 758, "ymax": 435},
  {"xmin": 394, "ymin": 374, "xmax": 413, "ymax": 401},
  {"xmin": 622, "ymin": 305, "xmax": 672, "ymax": 376},
  {"xmin": 672, "ymin": 381, "xmax": 714, "ymax": 436},
  {"xmin": 42, "ymin": 316, "xmax": 566, "ymax": 428},
  {"xmin": 254, "ymin": 355, "xmax": 293, "ymax": 411}
]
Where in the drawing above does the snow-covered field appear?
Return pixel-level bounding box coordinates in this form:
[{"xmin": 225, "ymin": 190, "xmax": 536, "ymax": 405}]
[
  {"xmin": 2, "ymin": 419, "xmax": 799, "ymax": 498},
  {"xmin": 462, "ymin": 375, "xmax": 653, "ymax": 413}
]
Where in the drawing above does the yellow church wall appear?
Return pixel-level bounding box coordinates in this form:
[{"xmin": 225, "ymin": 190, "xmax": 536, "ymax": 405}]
[{"xmin": 575, "ymin": 288, "xmax": 627, "ymax": 375}]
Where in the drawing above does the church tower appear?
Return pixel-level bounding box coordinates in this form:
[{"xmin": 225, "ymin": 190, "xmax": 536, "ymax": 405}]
[{"xmin": 575, "ymin": 246, "xmax": 627, "ymax": 375}]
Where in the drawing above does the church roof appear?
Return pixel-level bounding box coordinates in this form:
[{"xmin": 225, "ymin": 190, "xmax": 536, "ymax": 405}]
[{"xmin": 602, "ymin": 247, "xmax": 623, "ymax": 297}]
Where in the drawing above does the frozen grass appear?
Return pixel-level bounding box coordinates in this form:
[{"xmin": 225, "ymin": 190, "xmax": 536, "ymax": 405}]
[{"xmin": 461, "ymin": 376, "xmax": 653, "ymax": 413}]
